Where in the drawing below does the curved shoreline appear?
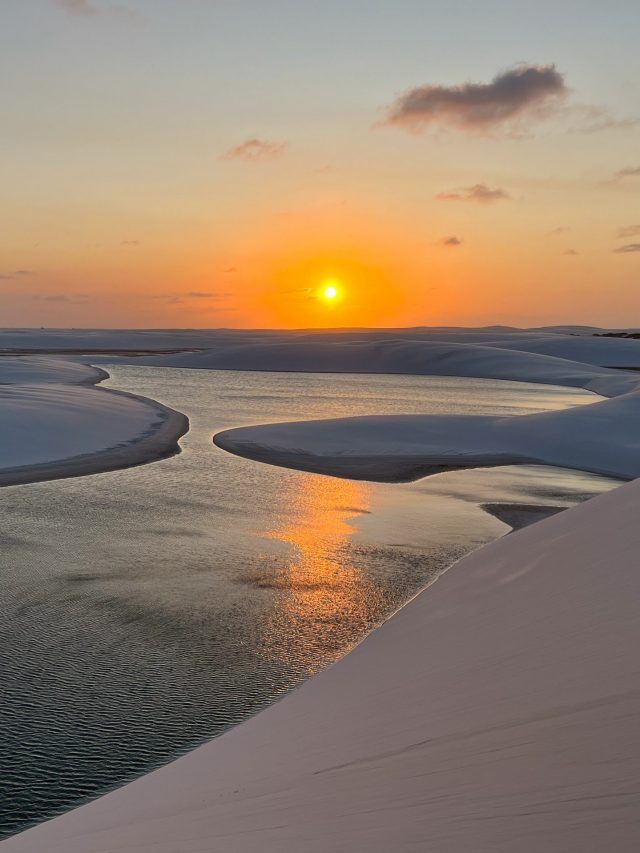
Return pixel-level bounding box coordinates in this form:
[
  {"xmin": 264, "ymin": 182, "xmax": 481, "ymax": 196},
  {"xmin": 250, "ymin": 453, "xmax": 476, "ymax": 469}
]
[{"xmin": 0, "ymin": 365, "xmax": 189, "ymax": 489}]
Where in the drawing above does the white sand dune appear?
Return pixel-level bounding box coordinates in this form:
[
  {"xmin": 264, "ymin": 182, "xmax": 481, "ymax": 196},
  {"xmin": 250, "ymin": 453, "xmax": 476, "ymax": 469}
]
[
  {"xmin": 0, "ymin": 357, "xmax": 187, "ymax": 485},
  {"xmin": 214, "ymin": 388, "xmax": 640, "ymax": 482},
  {"xmin": 2, "ymin": 324, "xmax": 640, "ymax": 368},
  {"xmin": 4, "ymin": 479, "xmax": 639, "ymax": 852}
]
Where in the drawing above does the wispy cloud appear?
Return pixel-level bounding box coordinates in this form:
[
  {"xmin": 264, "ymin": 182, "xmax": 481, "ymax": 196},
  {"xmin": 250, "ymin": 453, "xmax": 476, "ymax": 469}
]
[
  {"xmin": 441, "ymin": 236, "xmax": 462, "ymax": 247},
  {"xmin": 615, "ymin": 166, "xmax": 640, "ymax": 179},
  {"xmin": 121, "ymin": 239, "xmax": 139, "ymax": 246},
  {"xmin": 563, "ymin": 249, "xmax": 578, "ymax": 256},
  {"xmin": 54, "ymin": 0, "xmax": 135, "ymax": 20},
  {"xmin": 613, "ymin": 243, "xmax": 640, "ymax": 254},
  {"xmin": 153, "ymin": 291, "xmax": 232, "ymax": 304},
  {"xmin": 436, "ymin": 184, "xmax": 510, "ymax": 204},
  {"xmin": 55, "ymin": 0, "xmax": 97, "ymax": 15},
  {"xmin": 382, "ymin": 65, "xmax": 566, "ymax": 135},
  {"xmin": 617, "ymin": 225, "xmax": 640, "ymax": 238},
  {"xmin": 222, "ymin": 138, "xmax": 287, "ymax": 162},
  {"xmin": 33, "ymin": 294, "xmax": 88, "ymax": 303},
  {"xmin": 0, "ymin": 269, "xmax": 36, "ymax": 280},
  {"xmin": 548, "ymin": 226, "xmax": 569, "ymax": 236}
]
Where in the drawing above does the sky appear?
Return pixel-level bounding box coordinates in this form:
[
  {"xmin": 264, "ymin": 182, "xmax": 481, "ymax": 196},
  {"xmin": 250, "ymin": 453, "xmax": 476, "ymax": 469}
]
[{"xmin": 1, "ymin": 0, "xmax": 639, "ymax": 328}]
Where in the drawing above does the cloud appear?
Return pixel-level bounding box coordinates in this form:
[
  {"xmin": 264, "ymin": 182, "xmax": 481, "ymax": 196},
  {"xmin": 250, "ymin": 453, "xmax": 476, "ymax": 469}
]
[
  {"xmin": 33, "ymin": 294, "xmax": 88, "ymax": 303},
  {"xmin": 436, "ymin": 184, "xmax": 510, "ymax": 204},
  {"xmin": 548, "ymin": 226, "xmax": 569, "ymax": 236},
  {"xmin": 187, "ymin": 291, "xmax": 231, "ymax": 299},
  {"xmin": 0, "ymin": 270, "xmax": 35, "ymax": 280},
  {"xmin": 54, "ymin": 0, "xmax": 135, "ymax": 20},
  {"xmin": 383, "ymin": 64, "xmax": 566, "ymax": 134},
  {"xmin": 615, "ymin": 166, "xmax": 640, "ymax": 178},
  {"xmin": 224, "ymin": 266, "xmax": 237, "ymax": 273},
  {"xmin": 613, "ymin": 243, "xmax": 640, "ymax": 254},
  {"xmin": 121, "ymin": 239, "xmax": 139, "ymax": 246},
  {"xmin": 55, "ymin": 0, "xmax": 98, "ymax": 14},
  {"xmin": 441, "ymin": 236, "xmax": 462, "ymax": 247},
  {"xmin": 617, "ymin": 225, "xmax": 640, "ymax": 238},
  {"xmin": 222, "ymin": 138, "xmax": 287, "ymax": 162},
  {"xmin": 563, "ymin": 249, "xmax": 578, "ymax": 256}
]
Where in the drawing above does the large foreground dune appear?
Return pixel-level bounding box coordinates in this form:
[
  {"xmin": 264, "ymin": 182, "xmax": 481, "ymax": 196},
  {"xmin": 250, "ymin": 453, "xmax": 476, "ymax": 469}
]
[{"xmin": 4, "ymin": 478, "xmax": 639, "ymax": 852}]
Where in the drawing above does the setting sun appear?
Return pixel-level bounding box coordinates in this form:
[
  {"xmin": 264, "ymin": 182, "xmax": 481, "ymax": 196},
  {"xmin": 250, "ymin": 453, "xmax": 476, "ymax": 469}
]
[{"xmin": 323, "ymin": 284, "xmax": 338, "ymax": 300}]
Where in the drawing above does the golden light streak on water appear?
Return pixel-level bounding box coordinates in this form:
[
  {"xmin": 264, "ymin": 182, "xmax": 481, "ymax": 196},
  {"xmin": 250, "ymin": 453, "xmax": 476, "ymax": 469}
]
[{"xmin": 257, "ymin": 474, "xmax": 386, "ymax": 672}]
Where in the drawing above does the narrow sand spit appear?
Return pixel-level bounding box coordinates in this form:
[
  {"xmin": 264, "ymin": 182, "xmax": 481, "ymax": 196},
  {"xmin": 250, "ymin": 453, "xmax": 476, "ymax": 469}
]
[
  {"xmin": 0, "ymin": 357, "xmax": 188, "ymax": 487},
  {"xmin": 3, "ymin": 479, "xmax": 639, "ymax": 852}
]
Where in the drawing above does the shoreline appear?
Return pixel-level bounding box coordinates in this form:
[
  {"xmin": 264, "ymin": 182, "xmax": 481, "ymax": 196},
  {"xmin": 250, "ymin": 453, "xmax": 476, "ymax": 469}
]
[
  {"xmin": 211, "ymin": 437, "xmax": 542, "ymax": 482},
  {"xmin": 0, "ymin": 391, "xmax": 189, "ymax": 488},
  {"xmin": 0, "ymin": 363, "xmax": 189, "ymax": 489}
]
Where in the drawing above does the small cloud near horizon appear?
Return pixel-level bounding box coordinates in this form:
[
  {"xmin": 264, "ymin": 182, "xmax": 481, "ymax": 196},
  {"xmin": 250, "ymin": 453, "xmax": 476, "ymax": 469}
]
[
  {"xmin": 121, "ymin": 239, "xmax": 139, "ymax": 246},
  {"xmin": 222, "ymin": 138, "xmax": 287, "ymax": 162},
  {"xmin": 548, "ymin": 226, "xmax": 569, "ymax": 236},
  {"xmin": 615, "ymin": 166, "xmax": 640, "ymax": 178},
  {"xmin": 441, "ymin": 236, "xmax": 462, "ymax": 246},
  {"xmin": 224, "ymin": 266, "xmax": 237, "ymax": 273},
  {"xmin": 0, "ymin": 270, "xmax": 36, "ymax": 280},
  {"xmin": 617, "ymin": 225, "xmax": 640, "ymax": 238},
  {"xmin": 55, "ymin": 0, "xmax": 97, "ymax": 14},
  {"xmin": 54, "ymin": 0, "xmax": 134, "ymax": 19},
  {"xmin": 33, "ymin": 294, "xmax": 88, "ymax": 304},
  {"xmin": 186, "ymin": 291, "xmax": 232, "ymax": 299},
  {"xmin": 613, "ymin": 243, "xmax": 640, "ymax": 254},
  {"xmin": 436, "ymin": 184, "xmax": 510, "ymax": 204},
  {"xmin": 382, "ymin": 65, "xmax": 566, "ymax": 135},
  {"xmin": 563, "ymin": 249, "xmax": 578, "ymax": 256}
]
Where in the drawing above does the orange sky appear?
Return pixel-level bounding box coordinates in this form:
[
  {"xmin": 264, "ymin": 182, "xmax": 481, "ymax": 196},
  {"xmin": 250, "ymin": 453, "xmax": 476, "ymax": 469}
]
[{"xmin": 1, "ymin": 1, "xmax": 639, "ymax": 328}]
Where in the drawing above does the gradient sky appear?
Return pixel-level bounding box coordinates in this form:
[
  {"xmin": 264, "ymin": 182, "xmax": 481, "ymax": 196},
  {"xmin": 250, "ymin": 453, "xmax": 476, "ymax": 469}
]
[{"xmin": 2, "ymin": 0, "xmax": 639, "ymax": 328}]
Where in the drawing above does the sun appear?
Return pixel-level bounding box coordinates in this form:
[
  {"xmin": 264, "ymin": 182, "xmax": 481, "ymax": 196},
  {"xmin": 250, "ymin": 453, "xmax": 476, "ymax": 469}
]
[{"xmin": 321, "ymin": 278, "xmax": 341, "ymax": 301}]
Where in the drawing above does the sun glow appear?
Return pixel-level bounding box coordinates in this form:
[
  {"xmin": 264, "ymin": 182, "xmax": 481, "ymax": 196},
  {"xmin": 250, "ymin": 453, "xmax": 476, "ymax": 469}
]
[{"xmin": 321, "ymin": 279, "xmax": 341, "ymax": 302}]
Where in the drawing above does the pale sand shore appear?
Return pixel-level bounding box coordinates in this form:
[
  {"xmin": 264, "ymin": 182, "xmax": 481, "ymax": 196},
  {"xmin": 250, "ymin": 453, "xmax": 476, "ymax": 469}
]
[
  {"xmin": 3, "ymin": 478, "xmax": 638, "ymax": 852},
  {"xmin": 0, "ymin": 357, "xmax": 188, "ymax": 488},
  {"xmin": 0, "ymin": 390, "xmax": 188, "ymax": 488}
]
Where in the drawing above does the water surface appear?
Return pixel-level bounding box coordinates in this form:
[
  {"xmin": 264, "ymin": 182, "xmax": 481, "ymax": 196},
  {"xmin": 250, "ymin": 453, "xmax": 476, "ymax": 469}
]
[{"xmin": 0, "ymin": 368, "xmax": 620, "ymax": 837}]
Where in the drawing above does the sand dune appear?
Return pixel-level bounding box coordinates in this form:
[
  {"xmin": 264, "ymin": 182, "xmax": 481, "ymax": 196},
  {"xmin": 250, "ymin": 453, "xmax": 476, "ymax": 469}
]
[{"xmin": 0, "ymin": 357, "xmax": 187, "ymax": 486}]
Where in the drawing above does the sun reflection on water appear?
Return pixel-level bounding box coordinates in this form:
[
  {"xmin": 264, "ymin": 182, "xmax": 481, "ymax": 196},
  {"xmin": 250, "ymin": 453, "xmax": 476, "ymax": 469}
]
[{"xmin": 256, "ymin": 474, "xmax": 386, "ymax": 673}]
